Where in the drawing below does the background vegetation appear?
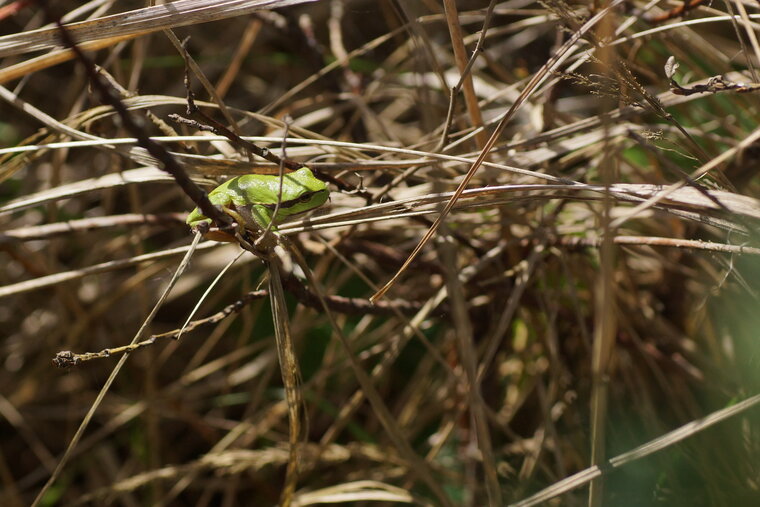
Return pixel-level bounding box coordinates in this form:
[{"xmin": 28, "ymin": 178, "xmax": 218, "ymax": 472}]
[{"xmin": 1, "ymin": 0, "xmax": 759, "ymax": 505}]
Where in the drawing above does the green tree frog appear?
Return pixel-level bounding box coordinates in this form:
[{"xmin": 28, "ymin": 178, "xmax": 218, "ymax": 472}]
[{"xmin": 186, "ymin": 167, "xmax": 329, "ymax": 242}]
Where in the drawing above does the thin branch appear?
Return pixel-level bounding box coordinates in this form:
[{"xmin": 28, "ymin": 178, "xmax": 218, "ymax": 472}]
[{"xmin": 52, "ymin": 277, "xmax": 428, "ymax": 368}]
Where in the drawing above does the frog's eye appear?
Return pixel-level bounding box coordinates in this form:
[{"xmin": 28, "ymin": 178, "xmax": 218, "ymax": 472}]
[{"xmin": 296, "ymin": 191, "xmax": 317, "ymax": 203}]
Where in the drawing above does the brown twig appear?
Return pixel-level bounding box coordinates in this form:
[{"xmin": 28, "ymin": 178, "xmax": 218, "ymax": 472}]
[{"xmin": 52, "ymin": 278, "xmax": 426, "ymax": 368}]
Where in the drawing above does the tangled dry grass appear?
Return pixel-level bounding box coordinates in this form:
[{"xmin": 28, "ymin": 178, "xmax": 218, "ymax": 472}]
[{"xmin": 1, "ymin": 0, "xmax": 760, "ymax": 505}]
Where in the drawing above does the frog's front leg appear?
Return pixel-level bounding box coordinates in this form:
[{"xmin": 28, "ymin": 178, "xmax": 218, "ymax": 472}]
[
  {"xmin": 189, "ymin": 205, "xmax": 239, "ymax": 243},
  {"xmin": 211, "ymin": 203, "xmax": 278, "ymax": 250},
  {"xmin": 250, "ymin": 204, "xmax": 282, "ymax": 250},
  {"xmin": 250, "ymin": 204, "xmax": 277, "ymax": 231},
  {"xmin": 220, "ymin": 204, "xmax": 249, "ymax": 237}
]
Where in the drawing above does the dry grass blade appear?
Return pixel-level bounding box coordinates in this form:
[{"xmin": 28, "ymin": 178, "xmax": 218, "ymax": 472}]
[
  {"xmin": 267, "ymin": 254, "xmax": 303, "ymax": 507},
  {"xmin": 0, "ymin": 167, "xmax": 174, "ymax": 214},
  {"xmin": 611, "ymin": 124, "xmax": 760, "ymax": 228},
  {"xmin": 0, "ymin": 242, "xmax": 217, "ymax": 298},
  {"xmin": 68, "ymin": 444, "xmax": 400, "ymax": 505},
  {"xmin": 511, "ymin": 393, "xmax": 760, "ymax": 506},
  {"xmin": 293, "ymin": 479, "xmax": 417, "ymax": 505},
  {"xmin": 442, "ymin": 0, "xmax": 489, "ymax": 150},
  {"xmin": 438, "ymin": 231, "xmax": 501, "ymax": 505},
  {"xmin": 0, "ymin": 0, "xmax": 318, "ymax": 58}
]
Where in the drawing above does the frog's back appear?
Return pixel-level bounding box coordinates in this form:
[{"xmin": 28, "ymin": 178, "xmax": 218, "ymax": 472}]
[
  {"xmin": 226, "ymin": 169, "xmax": 324, "ymax": 205},
  {"xmin": 227, "ymin": 174, "xmax": 282, "ymax": 204}
]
